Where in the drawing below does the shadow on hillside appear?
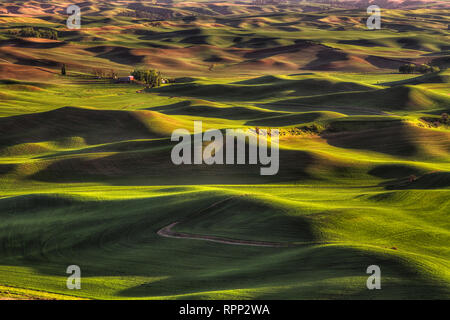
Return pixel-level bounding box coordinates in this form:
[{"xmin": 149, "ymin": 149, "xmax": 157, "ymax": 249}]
[
  {"xmin": 1, "ymin": 192, "xmax": 448, "ymax": 299},
  {"xmin": 27, "ymin": 146, "xmax": 318, "ymax": 185},
  {"xmin": 382, "ymin": 171, "xmax": 450, "ymax": 190},
  {"xmin": 324, "ymin": 124, "xmax": 419, "ymax": 157},
  {"xmin": 0, "ymin": 107, "xmax": 157, "ymax": 148}
]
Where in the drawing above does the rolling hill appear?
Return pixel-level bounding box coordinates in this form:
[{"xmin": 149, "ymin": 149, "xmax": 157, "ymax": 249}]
[{"xmin": 0, "ymin": 0, "xmax": 448, "ymax": 300}]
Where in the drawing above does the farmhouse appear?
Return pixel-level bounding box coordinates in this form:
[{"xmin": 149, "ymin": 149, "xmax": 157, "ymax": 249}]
[{"xmin": 116, "ymin": 76, "xmax": 134, "ymax": 83}]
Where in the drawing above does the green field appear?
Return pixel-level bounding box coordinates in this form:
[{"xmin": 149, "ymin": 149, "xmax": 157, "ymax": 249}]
[{"xmin": 0, "ymin": 0, "xmax": 449, "ymax": 299}]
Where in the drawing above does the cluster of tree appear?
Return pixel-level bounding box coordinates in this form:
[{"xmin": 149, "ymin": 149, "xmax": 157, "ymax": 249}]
[
  {"xmin": 420, "ymin": 113, "xmax": 449, "ymax": 128},
  {"xmin": 92, "ymin": 68, "xmax": 118, "ymax": 79},
  {"xmin": 126, "ymin": 3, "xmax": 173, "ymax": 20},
  {"xmin": 131, "ymin": 69, "xmax": 162, "ymax": 87},
  {"xmin": 255, "ymin": 123, "xmax": 325, "ymax": 137},
  {"xmin": 399, "ymin": 63, "xmax": 440, "ymax": 74},
  {"xmin": 8, "ymin": 27, "xmax": 58, "ymax": 40},
  {"xmin": 252, "ymin": 0, "xmax": 281, "ymax": 5},
  {"xmin": 119, "ymin": 9, "xmax": 165, "ymax": 19}
]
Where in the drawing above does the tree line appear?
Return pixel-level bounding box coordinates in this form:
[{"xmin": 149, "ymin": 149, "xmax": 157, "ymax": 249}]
[
  {"xmin": 60, "ymin": 65, "xmax": 164, "ymax": 88},
  {"xmin": 8, "ymin": 27, "xmax": 58, "ymax": 40},
  {"xmin": 131, "ymin": 69, "xmax": 162, "ymax": 87},
  {"xmin": 399, "ymin": 63, "xmax": 440, "ymax": 74}
]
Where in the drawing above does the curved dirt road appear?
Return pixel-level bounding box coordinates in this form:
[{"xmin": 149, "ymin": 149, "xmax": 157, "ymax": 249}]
[
  {"xmin": 157, "ymin": 196, "xmax": 291, "ymax": 248},
  {"xmin": 157, "ymin": 222, "xmax": 290, "ymax": 247}
]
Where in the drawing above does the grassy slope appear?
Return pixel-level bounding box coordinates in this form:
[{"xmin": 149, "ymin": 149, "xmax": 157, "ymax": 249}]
[{"xmin": 0, "ymin": 71, "xmax": 448, "ymax": 299}]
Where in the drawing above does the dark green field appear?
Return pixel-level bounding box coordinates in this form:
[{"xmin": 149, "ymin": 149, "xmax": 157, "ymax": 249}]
[{"xmin": 0, "ymin": 0, "xmax": 449, "ymax": 299}]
